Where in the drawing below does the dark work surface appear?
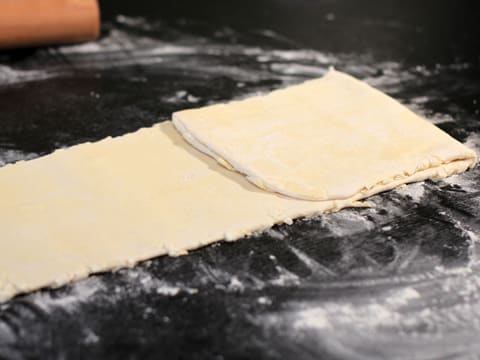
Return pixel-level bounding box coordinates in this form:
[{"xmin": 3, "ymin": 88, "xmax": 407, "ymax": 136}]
[{"xmin": 1, "ymin": 1, "xmax": 480, "ymax": 359}]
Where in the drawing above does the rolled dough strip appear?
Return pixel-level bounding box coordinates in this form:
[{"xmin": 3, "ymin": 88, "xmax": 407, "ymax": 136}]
[
  {"xmin": 173, "ymin": 68, "xmax": 477, "ymax": 200},
  {"xmin": 0, "ymin": 122, "xmax": 358, "ymax": 302}
]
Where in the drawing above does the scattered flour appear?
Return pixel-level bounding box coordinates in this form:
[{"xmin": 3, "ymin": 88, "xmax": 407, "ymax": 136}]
[
  {"xmin": 163, "ymin": 90, "xmax": 202, "ymax": 103},
  {"xmin": 23, "ymin": 268, "xmax": 200, "ymax": 313},
  {"xmin": 269, "ymin": 63, "xmax": 327, "ymax": 77},
  {"xmin": 427, "ymin": 112, "xmax": 456, "ymax": 125},
  {"xmin": 384, "ymin": 287, "xmax": 420, "ymax": 306},
  {"xmin": 30, "ymin": 276, "xmax": 104, "ymax": 312},
  {"xmin": 291, "ymin": 302, "xmax": 402, "ymax": 331},
  {"xmin": 59, "ymin": 42, "xmax": 106, "ymax": 54},
  {"xmin": 441, "ymin": 156, "xmax": 479, "ymax": 193},
  {"xmin": 395, "ymin": 182, "xmax": 426, "ymax": 202},
  {"xmin": 228, "ymin": 276, "xmax": 245, "ymax": 292},
  {"xmin": 0, "ymin": 65, "xmax": 51, "ymax": 86},
  {"xmin": 292, "ymin": 307, "xmax": 331, "ymax": 329},
  {"xmin": 270, "ymin": 267, "xmax": 300, "ymax": 286},
  {"xmin": 257, "ymin": 296, "xmax": 272, "ymax": 305},
  {"xmin": 83, "ymin": 328, "xmax": 100, "ymax": 345},
  {"xmin": 115, "ymin": 15, "xmax": 158, "ymax": 31},
  {"xmin": 264, "ymin": 228, "xmax": 286, "ymax": 240},
  {"xmin": 187, "ymin": 94, "xmax": 200, "ymax": 103},
  {"xmin": 260, "ymin": 264, "xmax": 480, "ymax": 345},
  {"xmin": 464, "ymin": 132, "xmax": 480, "ymax": 152},
  {"xmin": 126, "ymin": 268, "xmax": 198, "ymax": 296},
  {"xmin": 255, "ymin": 49, "xmax": 334, "ymax": 64},
  {"xmin": 267, "ymin": 254, "xmax": 301, "ymax": 286},
  {"xmin": 58, "ymin": 29, "xmax": 195, "ymax": 55},
  {"xmin": 321, "ymin": 210, "xmax": 374, "ymax": 237},
  {"xmin": 155, "ymin": 284, "xmax": 181, "ymax": 296},
  {"xmin": 289, "ymin": 246, "xmax": 336, "ymax": 276},
  {"xmin": 0, "ymin": 149, "xmax": 39, "ymax": 167}
]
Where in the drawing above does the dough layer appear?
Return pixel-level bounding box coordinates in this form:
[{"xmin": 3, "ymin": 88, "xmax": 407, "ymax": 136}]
[
  {"xmin": 173, "ymin": 69, "xmax": 477, "ymax": 200},
  {"xmin": 0, "ymin": 122, "xmax": 357, "ymax": 302}
]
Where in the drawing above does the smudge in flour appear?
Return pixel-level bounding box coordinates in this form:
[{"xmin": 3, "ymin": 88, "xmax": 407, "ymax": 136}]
[{"xmin": 257, "ymin": 266, "xmax": 480, "ymax": 358}]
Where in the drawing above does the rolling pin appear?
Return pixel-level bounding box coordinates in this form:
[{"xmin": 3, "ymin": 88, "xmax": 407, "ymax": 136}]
[{"xmin": 0, "ymin": 0, "xmax": 100, "ymax": 49}]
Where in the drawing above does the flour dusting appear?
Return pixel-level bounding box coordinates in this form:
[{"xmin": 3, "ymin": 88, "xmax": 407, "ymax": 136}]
[
  {"xmin": 464, "ymin": 132, "xmax": 480, "ymax": 152},
  {"xmin": 0, "ymin": 65, "xmax": 51, "ymax": 86},
  {"xmin": 125, "ymin": 268, "xmax": 198, "ymax": 295},
  {"xmin": 270, "ymin": 266, "xmax": 300, "ymax": 286},
  {"xmin": 2, "ymin": 14, "xmax": 480, "ymax": 359},
  {"xmin": 384, "ymin": 287, "xmax": 420, "ymax": 306},
  {"xmin": 395, "ymin": 182, "xmax": 426, "ymax": 202},
  {"xmin": 321, "ymin": 210, "xmax": 374, "ymax": 237},
  {"xmin": 441, "ymin": 165, "xmax": 479, "ymax": 192},
  {"xmin": 263, "ymin": 228, "xmax": 286, "ymax": 240},
  {"xmin": 30, "ymin": 276, "xmax": 105, "ymax": 312},
  {"xmin": 0, "ymin": 149, "xmax": 39, "ymax": 167}
]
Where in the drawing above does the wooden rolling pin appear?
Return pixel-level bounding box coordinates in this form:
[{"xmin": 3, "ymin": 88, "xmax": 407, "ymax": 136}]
[{"xmin": 0, "ymin": 0, "xmax": 100, "ymax": 49}]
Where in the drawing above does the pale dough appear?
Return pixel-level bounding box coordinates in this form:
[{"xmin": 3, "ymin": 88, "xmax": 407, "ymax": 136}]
[
  {"xmin": 173, "ymin": 69, "xmax": 477, "ymax": 200},
  {"xmin": 0, "ymin": 122, "xmax": 360, "ymax": 302},
  {"xmin": 0, "ymin": 70, "xmax": 477, "ymax": 302}
]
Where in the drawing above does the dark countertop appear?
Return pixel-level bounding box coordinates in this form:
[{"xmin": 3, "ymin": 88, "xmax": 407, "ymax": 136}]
[{"xmin": 1, "ymin": 1, "xmax": 480, "ymax": 359}]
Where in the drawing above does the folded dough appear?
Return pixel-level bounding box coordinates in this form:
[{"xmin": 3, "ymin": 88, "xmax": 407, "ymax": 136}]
[{"xmin": 173, "ymin": 68, "xmax": 477, "ymax": 200}]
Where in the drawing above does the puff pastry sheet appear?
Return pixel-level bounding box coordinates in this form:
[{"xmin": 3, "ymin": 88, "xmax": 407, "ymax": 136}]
[{"xmin": 0, "ymin": 70, "xmax": 476, "ymax": 302}]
